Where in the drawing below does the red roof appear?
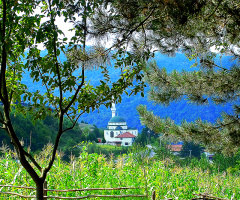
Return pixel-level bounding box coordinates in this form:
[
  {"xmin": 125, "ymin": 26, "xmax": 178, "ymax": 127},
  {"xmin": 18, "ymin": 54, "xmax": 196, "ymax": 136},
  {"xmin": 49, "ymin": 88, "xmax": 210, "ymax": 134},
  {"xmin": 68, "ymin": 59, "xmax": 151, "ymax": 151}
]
[
  {"xmin": 115, "ymin": 132, "xmax": 136, "ymax": 138},
  {"xmin": 167, "ymin": 144, "xmax": 183, "ymax": 152}
]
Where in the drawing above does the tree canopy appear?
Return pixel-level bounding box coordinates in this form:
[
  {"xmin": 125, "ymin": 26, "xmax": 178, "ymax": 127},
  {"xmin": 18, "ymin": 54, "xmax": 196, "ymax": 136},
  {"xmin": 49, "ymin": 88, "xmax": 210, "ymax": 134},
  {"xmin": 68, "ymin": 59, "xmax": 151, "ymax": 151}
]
[
  {"xmin": 0, "ymin": 0, "xmax": 156, "ymax": 199},
  {"xmin": 2, "ymin": 0, "xmax": 240, "ymax": 199},
  {"xmin": 137, "ymin": 0, "xmax": 240, "ymax": 155}
]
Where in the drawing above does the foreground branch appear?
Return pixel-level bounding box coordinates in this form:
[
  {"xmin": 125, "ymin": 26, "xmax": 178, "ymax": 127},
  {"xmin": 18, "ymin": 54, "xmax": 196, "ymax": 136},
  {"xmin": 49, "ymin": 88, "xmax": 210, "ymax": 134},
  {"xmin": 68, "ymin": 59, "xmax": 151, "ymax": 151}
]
[{"xmin": 23, "ymin": 150, "xmax": 42, "ymax": 172}]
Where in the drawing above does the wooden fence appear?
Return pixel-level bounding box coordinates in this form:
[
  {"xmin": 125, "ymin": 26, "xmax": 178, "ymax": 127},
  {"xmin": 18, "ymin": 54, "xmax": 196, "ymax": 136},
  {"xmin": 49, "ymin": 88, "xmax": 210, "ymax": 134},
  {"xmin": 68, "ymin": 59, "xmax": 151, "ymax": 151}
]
[
  {"xmin": 192, "ymin": 193, "xmax": 230, "ymax": 200},
  {"xmin": 0, "ymin": 182, "xmax": 151, "ymax": 199},
  {"xmin": 0, "ymin": 184, "xmax": 231, "ymax": 199}
]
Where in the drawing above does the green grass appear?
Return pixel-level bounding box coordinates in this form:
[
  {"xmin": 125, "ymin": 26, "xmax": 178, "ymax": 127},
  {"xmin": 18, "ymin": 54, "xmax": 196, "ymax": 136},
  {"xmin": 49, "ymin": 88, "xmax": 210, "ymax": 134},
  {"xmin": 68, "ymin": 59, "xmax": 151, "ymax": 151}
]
[
  {"xmin": 85, "ymin": 143, "xmax": 129, "ymax": 157},
  {"xmin": 0, "ymin": 147, "xmax": 239, "ymax": 200}
]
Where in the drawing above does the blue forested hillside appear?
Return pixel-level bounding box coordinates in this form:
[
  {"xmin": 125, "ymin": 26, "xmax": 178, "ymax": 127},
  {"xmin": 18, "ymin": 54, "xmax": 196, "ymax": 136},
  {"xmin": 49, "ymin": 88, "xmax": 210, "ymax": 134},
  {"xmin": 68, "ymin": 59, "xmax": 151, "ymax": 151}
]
[
  {"xmin": 22, "ymin": 52, "xmax": 233, "ymax": 131},
  {"xmin": 77, "ymin": 53, "xmax": 233, "ymax": 130}
]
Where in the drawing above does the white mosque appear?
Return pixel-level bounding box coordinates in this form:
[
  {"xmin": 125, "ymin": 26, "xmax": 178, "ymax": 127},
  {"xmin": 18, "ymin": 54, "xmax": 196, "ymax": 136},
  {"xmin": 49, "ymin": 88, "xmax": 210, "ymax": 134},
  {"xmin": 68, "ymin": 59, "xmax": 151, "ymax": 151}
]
[{"xmin": 104, "ymin": 102, "xmax": 138, "ymax": 146}]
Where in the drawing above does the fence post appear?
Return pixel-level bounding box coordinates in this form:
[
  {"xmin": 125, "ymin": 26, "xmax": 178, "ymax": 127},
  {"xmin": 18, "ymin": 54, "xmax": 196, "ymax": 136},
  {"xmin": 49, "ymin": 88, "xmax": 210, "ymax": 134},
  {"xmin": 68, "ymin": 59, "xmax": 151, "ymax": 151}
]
[
  {"xmin": 43, "ymin": 181, "xmax": 47, "ymax": 200},
  {"xmin": 152, "ymin": 190, "xmax": 156, "ymax": 200}
]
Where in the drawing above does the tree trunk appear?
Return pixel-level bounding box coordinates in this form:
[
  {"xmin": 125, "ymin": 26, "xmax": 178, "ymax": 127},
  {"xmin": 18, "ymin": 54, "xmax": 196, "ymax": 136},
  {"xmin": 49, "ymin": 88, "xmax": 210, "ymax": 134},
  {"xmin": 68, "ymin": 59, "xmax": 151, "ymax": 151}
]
[{"xmin": 36, "ymin": 181, "xmax": 44, "ymax": 200}]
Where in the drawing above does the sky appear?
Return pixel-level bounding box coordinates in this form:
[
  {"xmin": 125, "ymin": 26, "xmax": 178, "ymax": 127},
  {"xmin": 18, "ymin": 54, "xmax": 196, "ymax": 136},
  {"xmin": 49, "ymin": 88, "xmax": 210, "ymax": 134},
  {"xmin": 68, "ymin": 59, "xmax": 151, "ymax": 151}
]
[
  {"xmin": 34, "ymin": 4, "xmax": 114, "ymax": 50},
  {"xmin": 30, "ymin": 2, "xmax": 240, "ymax": 57},
  {"xmin": 34, "ymin": 5, "xmax": 76, "ymax": 50}
]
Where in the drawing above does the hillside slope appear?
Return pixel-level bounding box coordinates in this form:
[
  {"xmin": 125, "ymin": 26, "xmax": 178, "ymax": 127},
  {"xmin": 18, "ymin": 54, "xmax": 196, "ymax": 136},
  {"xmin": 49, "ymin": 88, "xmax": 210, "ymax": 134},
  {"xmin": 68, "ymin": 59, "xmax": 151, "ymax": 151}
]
[
  {"xmin": 79, "ymin": 53, "xmax": 233, "ymax": 130},
  {"xmin": 22, "ymin": 52, "xmax": 233, "ymax": 130}
]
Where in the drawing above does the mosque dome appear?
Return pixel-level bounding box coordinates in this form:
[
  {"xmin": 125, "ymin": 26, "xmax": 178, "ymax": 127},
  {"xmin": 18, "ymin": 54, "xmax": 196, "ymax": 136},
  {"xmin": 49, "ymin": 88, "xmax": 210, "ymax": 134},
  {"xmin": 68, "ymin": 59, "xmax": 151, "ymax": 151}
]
[{"xmin": 109, "ymin": 116, "xmax": 126, "ymax": 123}]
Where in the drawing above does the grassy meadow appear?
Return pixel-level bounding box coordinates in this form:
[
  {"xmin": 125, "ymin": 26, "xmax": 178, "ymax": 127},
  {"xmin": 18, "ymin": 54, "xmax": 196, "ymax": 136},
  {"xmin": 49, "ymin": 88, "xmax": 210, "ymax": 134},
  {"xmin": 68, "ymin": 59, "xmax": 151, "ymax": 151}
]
[{"xmin": 0, "ymin": 144, "xmax": 239, "ymax": 200}]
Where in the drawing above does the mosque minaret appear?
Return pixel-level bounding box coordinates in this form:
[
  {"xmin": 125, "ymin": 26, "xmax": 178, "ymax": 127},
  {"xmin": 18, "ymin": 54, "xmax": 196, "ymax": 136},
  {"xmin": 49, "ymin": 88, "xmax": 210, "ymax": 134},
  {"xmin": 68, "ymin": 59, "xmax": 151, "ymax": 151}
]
[{"xmin": 104, "ymin": 101, "xmax": 138, "ymax": 146}]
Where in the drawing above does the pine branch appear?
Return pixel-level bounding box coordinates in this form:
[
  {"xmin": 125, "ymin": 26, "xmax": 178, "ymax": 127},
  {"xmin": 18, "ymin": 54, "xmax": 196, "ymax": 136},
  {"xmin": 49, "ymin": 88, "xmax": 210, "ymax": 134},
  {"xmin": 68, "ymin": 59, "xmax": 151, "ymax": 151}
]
[{"xmin": 138, "ymin": 104, "xmax": 240, "ymax": 154}]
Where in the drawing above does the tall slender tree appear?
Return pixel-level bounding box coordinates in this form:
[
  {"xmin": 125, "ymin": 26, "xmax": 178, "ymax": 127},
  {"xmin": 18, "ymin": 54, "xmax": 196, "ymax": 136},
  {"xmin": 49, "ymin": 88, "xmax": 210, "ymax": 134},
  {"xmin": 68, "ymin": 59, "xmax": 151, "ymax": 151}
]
[{"xmin": 0, "ymin": 0, "xmax": 157, "ymax": 199}]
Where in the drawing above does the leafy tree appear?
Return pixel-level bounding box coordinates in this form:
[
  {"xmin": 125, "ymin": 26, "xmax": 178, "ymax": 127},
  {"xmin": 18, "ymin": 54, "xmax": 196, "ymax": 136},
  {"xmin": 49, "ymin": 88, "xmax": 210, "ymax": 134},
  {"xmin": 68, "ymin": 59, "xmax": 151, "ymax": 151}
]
[
  {"xmin": 134, "ymin": 130, "xmax": 148, "ymax": 146},
  {"xmin": 0, "ymin": 0, "xmax": 156, "ymax": 199},
  {"xmin": 180, "ymin": 142, "xmax": 204, "ymax": 159},
  {"xmin": 155, "ymin": 145, "xmax": 173, "ymax": 161},
  {"xmin": 137, "ymin": 0, "xmax": 240, "ymax": 155},
  {"xmin": 135, "ymin": 126, "xmax": 157, "ymax": 146},
  {"xmin": 0, "ymin": 108, "xmax": 84, "ymax": 158},
  {"xmin": 102, "ymin": 137, "xmax": 106, "ymax": 143}
]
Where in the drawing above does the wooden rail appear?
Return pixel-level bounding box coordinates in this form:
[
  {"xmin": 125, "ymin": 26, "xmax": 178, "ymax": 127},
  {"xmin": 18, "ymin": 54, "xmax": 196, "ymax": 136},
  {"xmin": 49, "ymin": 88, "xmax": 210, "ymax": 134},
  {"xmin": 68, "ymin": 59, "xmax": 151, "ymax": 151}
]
[
  {"xmin": 0, "ymin": 183, "xmax": 149, "ymax": 199},
  {"xmin": 0, "ymin": 192, "xmax": 148, "ymax": 199},
  {"xmin": 193, "ymin": 193, "xmax": 229, "ymax": 200},
  {"xmin": 0, "ymin": 185, "xmax": 140, "ymax": 192},
  {"xmin": 1, "ymin": 184, "xmax": 230, "ymax": 199},
  {"xmin": 0, "ymin": 185, "xmax": 35, "ymax": 189}
]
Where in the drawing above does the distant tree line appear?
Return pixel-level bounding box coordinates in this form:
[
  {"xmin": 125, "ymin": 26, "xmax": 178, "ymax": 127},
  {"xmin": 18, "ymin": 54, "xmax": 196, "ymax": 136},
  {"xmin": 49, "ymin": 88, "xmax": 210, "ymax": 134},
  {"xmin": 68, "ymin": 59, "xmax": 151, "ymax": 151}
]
[{"xmin": 0, "ymin": 109, "xmax": 104, "ymax": 160}]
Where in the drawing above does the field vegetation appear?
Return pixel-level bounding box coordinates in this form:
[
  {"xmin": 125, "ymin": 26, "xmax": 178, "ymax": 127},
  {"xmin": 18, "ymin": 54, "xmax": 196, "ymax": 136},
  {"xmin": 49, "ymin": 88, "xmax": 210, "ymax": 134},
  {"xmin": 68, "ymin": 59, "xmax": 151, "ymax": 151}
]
[{"xmin": 0, "ymin": 144, "xmax": 239, "ymax": 199}]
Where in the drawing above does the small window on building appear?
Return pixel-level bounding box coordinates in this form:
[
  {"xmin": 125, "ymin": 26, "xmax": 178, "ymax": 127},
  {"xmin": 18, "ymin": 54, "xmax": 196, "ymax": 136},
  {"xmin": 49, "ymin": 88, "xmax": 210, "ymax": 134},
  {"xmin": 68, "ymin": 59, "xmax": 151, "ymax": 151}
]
[
  {"xmin": 120, "ymin": 138, "xmax": 123, "ymax": 140},
  {"xmin": 125, "ymin": 142, "xmax": 128, "ymax": 145},
  {"xmin": 110, "ymin": 131, "xmax": 114, "ymax": 138}
]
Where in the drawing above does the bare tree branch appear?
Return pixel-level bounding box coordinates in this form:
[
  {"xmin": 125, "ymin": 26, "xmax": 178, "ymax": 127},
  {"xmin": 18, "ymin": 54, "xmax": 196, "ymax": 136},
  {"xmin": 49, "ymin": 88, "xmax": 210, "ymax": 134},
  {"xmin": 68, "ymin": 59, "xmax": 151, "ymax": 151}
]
[
  {"xmin": 23, "ymin": 150, "xmax": 42, "ymax": 172},
  {"xmin": 48, "ymin": 0, "xmax": 63, "ymax": 113}
]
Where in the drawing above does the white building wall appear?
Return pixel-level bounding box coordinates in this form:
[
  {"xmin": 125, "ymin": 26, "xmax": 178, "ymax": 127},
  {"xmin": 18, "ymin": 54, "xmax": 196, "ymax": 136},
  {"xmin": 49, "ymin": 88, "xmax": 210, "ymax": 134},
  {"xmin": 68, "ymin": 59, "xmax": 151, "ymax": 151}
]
[
  {"xmin": 104, "ymin": 130, "xmax": 121, "ymax": 143},
  {"xmin": 104, "ymin": 113, "xmax": 138, "ymax": 146},
  {"xmin": 121, "ymin": 138, "xmax": 134, "ymax": 146},
  {"xmin": 107, "ymin": 125, "xmax": 128, "ymax": 130},
  {"xmin": 104, "ymin": 129, "xmax": 138, "ymax": 144}
]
